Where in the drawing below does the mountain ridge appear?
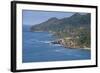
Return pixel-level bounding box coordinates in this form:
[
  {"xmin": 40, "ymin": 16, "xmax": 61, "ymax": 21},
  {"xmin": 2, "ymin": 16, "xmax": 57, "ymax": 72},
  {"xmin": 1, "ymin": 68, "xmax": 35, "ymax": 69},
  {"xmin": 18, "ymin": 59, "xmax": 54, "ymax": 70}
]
[
  {"xmin": 30, "ymin": 13, "xmax": 90, "ymax": 32},
  {"xmin": 30, "ymin": 13, "xmax": 91, "ymax": 49}
]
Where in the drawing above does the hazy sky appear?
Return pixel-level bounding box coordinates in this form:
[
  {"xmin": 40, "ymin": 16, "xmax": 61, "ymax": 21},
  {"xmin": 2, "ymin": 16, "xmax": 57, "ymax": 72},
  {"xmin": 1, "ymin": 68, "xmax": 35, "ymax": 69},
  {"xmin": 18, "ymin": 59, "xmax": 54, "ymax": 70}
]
[{"xmin": 22, "ymin": 10, "xmax": 75, "ymax": 25}]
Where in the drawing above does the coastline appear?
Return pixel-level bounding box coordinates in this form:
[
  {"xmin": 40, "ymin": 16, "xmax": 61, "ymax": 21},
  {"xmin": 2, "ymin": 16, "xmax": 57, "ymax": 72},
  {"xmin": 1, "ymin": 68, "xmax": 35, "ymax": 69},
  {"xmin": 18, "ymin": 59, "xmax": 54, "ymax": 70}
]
[
  {"xmin": 32, "ymin": 31, "xmax": 91, "ymax": 50},
  {"xmin": 51, "ymin": 38, "xmax": 91, "ymax": 50}
]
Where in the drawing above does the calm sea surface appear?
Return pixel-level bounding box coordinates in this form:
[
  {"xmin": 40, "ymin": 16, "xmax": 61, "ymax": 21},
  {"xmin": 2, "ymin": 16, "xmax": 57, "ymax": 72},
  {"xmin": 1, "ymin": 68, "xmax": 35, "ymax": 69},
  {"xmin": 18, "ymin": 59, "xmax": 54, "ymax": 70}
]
[{"xmin": 22, "ymin": 25, "xmax": 91, "ymax": 63}]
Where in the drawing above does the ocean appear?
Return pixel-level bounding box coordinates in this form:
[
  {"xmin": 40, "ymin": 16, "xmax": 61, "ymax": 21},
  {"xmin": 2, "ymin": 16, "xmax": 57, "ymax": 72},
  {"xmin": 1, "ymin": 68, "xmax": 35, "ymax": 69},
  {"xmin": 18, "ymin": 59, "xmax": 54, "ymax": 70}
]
[{"xmin": 22, "ymin": 25, "xmax": 91, "ymax": 63}]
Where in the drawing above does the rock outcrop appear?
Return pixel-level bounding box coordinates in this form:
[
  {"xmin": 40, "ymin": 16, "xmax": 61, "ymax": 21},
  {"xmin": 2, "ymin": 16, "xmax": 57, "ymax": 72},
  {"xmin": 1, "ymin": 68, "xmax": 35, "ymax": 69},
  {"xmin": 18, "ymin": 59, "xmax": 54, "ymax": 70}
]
[{"xmin": 51, "ymin": 37, "xmax": 84, "ymax": 49}]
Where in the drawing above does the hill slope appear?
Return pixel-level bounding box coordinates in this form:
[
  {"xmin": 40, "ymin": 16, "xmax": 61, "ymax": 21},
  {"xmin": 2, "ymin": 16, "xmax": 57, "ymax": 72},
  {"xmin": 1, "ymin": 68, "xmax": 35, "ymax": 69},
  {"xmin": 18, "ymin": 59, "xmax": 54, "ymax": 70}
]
[
  {"xmin": 31, "ymin": 13, "xmax": 90, "ymax": 32},
  {"xmin": 30, "ymin": 13, "xmax": 91, "ymax": 49}
]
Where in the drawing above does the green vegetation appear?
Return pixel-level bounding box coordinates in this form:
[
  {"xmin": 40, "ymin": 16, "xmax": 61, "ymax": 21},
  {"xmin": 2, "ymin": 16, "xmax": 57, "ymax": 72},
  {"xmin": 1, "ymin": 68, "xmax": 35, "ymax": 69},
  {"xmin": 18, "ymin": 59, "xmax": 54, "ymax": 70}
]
[
  {"xmin": 77, "ymin": 29, "xmax": 91, "ymax": 48},
  {"xmin": 30, "ymin": 13, "xmax": 91, "ymax": 49}
]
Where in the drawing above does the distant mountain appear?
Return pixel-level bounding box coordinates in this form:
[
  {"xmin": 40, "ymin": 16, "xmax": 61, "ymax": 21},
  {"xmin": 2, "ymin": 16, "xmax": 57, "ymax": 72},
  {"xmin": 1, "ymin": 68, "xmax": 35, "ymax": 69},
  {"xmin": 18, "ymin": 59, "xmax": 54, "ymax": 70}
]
[
  {"xmin": 30, "ymin": 13, "xmax": 91, "ymax": 32},
  {"xmin": 23, "ymin": 25, "xmax": 31, "ymax": 32},
  {"xmin": 30, "ymin": 13, "xmax": 91, "ymax": 48}
]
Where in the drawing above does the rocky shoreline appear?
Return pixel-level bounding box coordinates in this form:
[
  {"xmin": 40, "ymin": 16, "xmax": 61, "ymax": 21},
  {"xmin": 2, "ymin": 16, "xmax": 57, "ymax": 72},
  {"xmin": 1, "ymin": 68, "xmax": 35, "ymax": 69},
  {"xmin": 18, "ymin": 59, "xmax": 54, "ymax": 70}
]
[{"xmin": 51, "ymin": 38, "xmax": 90, "ymax": 50}]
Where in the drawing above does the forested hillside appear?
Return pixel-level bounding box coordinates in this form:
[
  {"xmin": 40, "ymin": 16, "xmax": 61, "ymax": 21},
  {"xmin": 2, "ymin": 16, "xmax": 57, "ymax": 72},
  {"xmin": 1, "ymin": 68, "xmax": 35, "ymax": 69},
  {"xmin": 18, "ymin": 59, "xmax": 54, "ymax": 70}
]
[{"xmin": 30, "ymin": 13, "xmax": 91, "ymax": 49}]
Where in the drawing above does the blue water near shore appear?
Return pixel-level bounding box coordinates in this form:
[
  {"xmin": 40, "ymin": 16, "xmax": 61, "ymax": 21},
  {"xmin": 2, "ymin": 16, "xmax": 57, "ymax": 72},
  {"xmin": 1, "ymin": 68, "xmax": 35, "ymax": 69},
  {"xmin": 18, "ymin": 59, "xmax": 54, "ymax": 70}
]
[{"xmin": 22, "ymin": 25, "xmax": 91, "ymax": 63}]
